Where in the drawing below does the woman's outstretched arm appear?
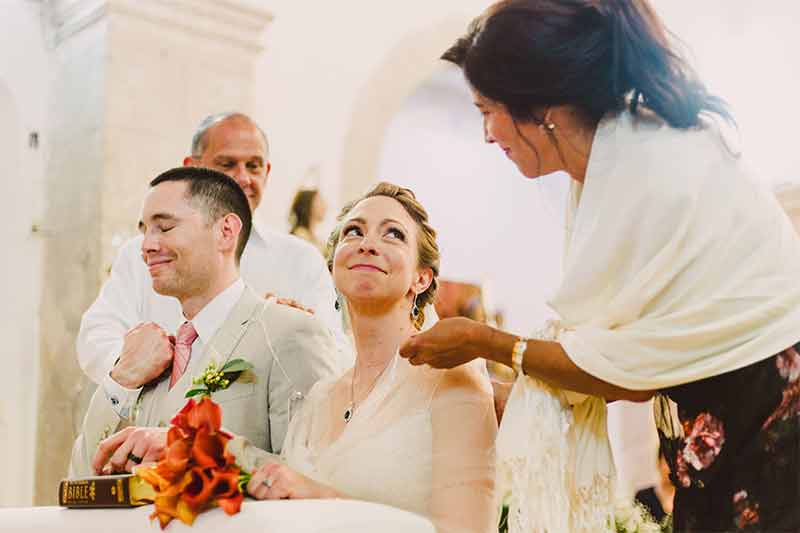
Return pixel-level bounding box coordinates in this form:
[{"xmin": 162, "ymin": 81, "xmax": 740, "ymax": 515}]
[{"xmin": 401, "ymin": 317, "xmax": 654, "ymax": 402}]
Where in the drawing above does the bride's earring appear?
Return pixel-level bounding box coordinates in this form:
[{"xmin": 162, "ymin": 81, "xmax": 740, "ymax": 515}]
[
  {"xmin": 410, "ymin": 293, "xmax": 420, "ymax": 320},
  {"xmin": 334, "ymin": 291, "xmax": 342, "ymax": 311}
]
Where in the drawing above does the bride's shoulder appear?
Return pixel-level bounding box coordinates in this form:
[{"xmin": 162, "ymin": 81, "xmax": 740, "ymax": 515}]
[
  {"xmin": 406, "ymin": 359, "xmax": 492, "ymax": 397},
  {"xmin": 441, "ymin": 361, "xmax": 493, "ymax": 394}
]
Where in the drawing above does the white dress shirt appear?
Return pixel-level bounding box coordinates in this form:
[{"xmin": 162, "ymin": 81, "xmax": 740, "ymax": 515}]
[
  {"xmin": 103, "ymin": 278, "xmax": 246, "ymax": 418},
  {"xmin": 80, "ymin": 221, "xmax": 352, "ymax": 390}
]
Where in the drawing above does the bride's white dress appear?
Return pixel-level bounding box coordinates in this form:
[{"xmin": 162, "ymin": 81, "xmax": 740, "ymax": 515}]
[{"xmin": 281, "ymin": 356, "xmax": 498, "ymax": 533}]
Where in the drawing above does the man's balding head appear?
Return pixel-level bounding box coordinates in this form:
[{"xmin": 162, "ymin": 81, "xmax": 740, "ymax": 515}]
[{"xmin": 184, "ymin": 112, "xmax": 271, "ymax": 211}]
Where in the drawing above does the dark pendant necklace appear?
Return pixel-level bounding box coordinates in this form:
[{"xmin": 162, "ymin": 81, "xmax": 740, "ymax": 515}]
[{"xmin": 344, "ymin": 357, "xmax": 393, "ymax": 424}]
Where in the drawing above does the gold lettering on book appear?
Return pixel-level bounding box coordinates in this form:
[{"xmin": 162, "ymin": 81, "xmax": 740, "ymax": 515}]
[
  {"xmin": 116, "ymin": 478, "xmax": 124, "ymax": 503},
  {"xmin": 66, "ymin": 481, "xmax": 93, "ymax": 502}
]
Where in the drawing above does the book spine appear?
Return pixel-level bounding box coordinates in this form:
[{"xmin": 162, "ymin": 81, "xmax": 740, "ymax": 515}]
[{"xmin": 59, "ymin": 477, "xmax": 133, "ymax": 508}]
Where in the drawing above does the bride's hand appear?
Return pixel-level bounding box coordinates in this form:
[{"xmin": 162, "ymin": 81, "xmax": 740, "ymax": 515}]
[
  {"xmin": 247, "ymin": 463, "xmax": 339, "ymax": 500},
  {"xmin": 399, "ymin": 317, "xmax": 488, "ymax": 369}
]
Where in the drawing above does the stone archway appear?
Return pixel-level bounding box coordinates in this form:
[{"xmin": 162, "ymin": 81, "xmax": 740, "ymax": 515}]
[{"xmin": 338, "ymin": 15, "xmax": 471, "ymax": 204}]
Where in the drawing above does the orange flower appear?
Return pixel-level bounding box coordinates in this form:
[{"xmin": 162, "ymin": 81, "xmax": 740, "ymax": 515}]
[
  {"xmin": 170, "ymin": 396, "xmax": 224, "ymax": 434},
  {"xmin": 217, "ymin": 492, "xmax": 244, "ymax": 516},
  {"xmin": 182, "ymin": 467, "xmax": 216, "ymax": 511},
  {"xmin": 142, "ymin": 470, "xmax": 194, "ymax": 529},
  {"xmin": 160, "ymin": 432, "xmax": 191, "ymax": 482},
  {"xmin": 170, "ymin": 399, "xmax": 197, "ymax": 434},
  {"xmin": 182, "ymin": 464, "xmax": 241, "ymax": 511},
  {"xmin": 208, "ymin": 465, "xmax": 242, "ymax": 500},
  {"xmin": 139, "ymin": 397, "xmax": 247, "ymax": 529},
  {"xmin": 192, "ymin": 427, "xmax": 229, "ymax": 469}
]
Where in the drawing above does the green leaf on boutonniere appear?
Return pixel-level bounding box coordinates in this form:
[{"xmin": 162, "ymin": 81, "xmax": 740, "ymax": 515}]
[
  {"xmin": 221, "ymin": 358, "xmax": 253, "ymax": 374},
  {"xmin": 185, "ymin": 385, "xmax": 210, "ymax": 398}
]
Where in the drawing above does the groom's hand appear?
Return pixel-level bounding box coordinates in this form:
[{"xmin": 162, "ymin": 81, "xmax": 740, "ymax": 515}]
[
  {"xmin": 93, "ymin": 426, "xmax": 167, "ymax": 474},
  {"xmin": 110, "ymin": 322, "xmax": 174, "ymax": 389}
]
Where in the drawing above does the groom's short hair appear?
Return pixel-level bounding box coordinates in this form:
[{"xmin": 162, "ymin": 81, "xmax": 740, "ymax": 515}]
[{"xmin": 150, "ymin": 167, "xmax": 252, "ymax": 262}]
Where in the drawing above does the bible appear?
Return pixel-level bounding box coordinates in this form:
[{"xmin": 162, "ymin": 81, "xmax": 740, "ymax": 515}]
[{"xmin": 58, "ymin": 474, "xmax": 156, "ymax": 508}]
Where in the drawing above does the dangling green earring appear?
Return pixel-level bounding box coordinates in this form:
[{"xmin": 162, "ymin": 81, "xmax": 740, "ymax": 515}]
[{"xmin": 411, "ymin": 293, "xmax": 420, "ymax": 319}]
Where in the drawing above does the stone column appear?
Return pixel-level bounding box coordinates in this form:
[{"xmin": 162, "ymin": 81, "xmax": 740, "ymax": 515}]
[{"xmin": 35, "ymin": 0, "xmax": 272, "ymax": 504}]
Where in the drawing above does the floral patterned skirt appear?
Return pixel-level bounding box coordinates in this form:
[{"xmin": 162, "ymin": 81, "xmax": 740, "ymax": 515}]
[{"xmin": 656, "ymin": 343, "xmax": 800, "ymax": 532}]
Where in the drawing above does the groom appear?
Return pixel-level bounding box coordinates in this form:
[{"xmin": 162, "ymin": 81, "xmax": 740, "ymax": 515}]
[{"xmin": 69, "ymin": 167, "xmax": 339, "ymax": 477}]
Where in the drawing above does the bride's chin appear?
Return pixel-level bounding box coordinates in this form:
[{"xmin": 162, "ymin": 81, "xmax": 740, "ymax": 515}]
[{"xmin": 345, "ymin": 294, "xmax": 402, "ymax": 317}]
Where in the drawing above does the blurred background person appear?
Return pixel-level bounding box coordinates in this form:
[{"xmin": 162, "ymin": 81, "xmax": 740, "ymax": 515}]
[{"xmin": 289, "ymin": 188, "xmax": 327, "ymax": 255}]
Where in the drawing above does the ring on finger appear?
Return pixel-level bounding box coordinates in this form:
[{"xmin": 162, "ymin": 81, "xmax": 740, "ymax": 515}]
[
  {"xmin": 262, "ymin": 476, "xmax": 274, "ymax": 488},
  {"xmin": 127, "ymin": 452, "xmax": 143, "ymax": 464}
]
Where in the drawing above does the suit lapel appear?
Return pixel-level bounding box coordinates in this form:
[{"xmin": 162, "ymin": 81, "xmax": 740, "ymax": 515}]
[{"xmin": 159, "ymin": 287, "xmax": 266, "ymax": 417}]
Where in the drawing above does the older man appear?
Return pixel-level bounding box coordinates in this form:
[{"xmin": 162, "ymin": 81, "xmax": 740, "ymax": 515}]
[
  {"xmin": 77, "ymin": 113, "xmax": 350, "ymax": 421},
  {"xmin": 70, "ymin": 167, "xmax": 338, "ymax": 476}
]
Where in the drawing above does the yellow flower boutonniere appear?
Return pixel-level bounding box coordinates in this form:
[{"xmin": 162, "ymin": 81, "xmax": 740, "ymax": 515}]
[{"xmin": 185, "ymin": 358, "xmax": 254, "ymax": 399}]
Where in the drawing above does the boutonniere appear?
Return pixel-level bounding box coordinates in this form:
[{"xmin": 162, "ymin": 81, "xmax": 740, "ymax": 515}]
[{"xmin": 185, "ymin": 358, "xmax": 254, "ymax": 398}]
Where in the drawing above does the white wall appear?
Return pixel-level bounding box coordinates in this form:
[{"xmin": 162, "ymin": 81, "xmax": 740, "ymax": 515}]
[
  {"xmin": 655, "ymin": 0, "xmax": 800, "ymax": 186},
  {"xmin": 0, "ymin": 0, "xmax": 50, "ymax": 507},
  {"xmin": 378, "ymin": 67, "xmax": 566, "ymax": 335},
  {"xmin": 252, "ymin": 0, "xmax": 493, "ymax": 232}
]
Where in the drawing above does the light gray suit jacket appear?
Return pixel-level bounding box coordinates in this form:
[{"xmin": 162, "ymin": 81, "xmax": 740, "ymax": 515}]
[{"xmin": 69, "ymin": 287, "xmax": 341, "ymax": 478}]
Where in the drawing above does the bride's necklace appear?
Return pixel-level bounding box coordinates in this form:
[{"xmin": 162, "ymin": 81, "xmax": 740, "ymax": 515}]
[{"xmin": 344, "ymin": 357, "xmax": 393, "ymax": 424}]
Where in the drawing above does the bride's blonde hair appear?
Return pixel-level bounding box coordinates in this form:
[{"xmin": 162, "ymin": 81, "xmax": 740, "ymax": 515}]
[{"xmin": 326, "ymin": 182, "xmax": 440, "ymax": 330}]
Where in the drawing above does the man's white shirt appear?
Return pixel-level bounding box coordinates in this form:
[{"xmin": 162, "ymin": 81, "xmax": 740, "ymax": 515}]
[{"xmin": 81, "ymin": 221, "xmax": 352, "ymax": 415}]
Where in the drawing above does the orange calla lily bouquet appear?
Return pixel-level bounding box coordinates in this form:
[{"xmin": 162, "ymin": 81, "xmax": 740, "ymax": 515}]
[{"xmin": 136, "ymin": 397, "xmax": 252, "ymax": 529}]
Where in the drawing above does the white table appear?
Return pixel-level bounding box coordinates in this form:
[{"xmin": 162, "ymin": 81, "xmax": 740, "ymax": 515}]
[{"xmin": 0, "ymin": 499, "xmax": 436, "ymax": 532}]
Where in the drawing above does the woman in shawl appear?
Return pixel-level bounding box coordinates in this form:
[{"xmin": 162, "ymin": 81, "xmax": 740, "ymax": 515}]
[{"xmin": 399, "ymin": 1, "xmax": 800, "ymax": 532}]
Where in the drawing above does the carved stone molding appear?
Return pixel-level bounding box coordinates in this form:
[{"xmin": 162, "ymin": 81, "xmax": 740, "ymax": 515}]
[{"xmin": 48, "ymin": 0, "xmax": 273, "ymax": 53}]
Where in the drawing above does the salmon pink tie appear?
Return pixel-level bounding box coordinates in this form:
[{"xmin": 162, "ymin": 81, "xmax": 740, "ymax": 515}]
[{"xmin": 170, "ymin": 321, "xmax": 198, "ymax": 389}]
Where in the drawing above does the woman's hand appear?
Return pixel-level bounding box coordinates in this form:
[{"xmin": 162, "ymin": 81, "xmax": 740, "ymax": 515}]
[
  {"xmin": 399, "ymin": 317, "xmax": 490, "ymax": 369},
  {"xmin": 246, "ymin": 463, "xmax": 340, "ymax": 500}
]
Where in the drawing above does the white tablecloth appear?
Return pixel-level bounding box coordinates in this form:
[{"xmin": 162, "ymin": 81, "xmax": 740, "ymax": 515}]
[{"xmin": 0, "ymin": 499, "xmax": 436, "ymax": 532}]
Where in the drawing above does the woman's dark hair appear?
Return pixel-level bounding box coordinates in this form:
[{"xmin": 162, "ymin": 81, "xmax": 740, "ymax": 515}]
[
  {"xmin": 443, "ymin": 0, "xmax": 732, "ymax": 129},
  {"xmin": 289, "ymin": 188, "xmax": 319, "ymax": 233}
]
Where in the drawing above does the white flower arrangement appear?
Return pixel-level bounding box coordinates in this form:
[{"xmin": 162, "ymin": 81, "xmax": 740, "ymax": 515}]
[{"xmin": 613, "ymin": 495, "xmax": 670, "ymax": 533}]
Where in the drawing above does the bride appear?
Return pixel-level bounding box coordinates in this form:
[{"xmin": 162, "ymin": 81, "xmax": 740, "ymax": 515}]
[{"xmin": 238, "ymin": 182, "xmax": 497, "ymax": 533}]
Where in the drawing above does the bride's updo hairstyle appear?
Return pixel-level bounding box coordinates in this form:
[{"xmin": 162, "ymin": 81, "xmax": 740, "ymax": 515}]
[
  {"xmin": 443, "ymin": 0, "xmax": 731, "ymax": 129},
  {"xmin": 326, "ymin": 182, "xmax": 440, "ymax": 330}
]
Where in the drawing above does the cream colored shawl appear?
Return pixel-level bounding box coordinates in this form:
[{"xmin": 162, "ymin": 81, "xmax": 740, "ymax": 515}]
[{"xmin": 497, "ymin": 110, "xmax": 800, "ymax": 532}]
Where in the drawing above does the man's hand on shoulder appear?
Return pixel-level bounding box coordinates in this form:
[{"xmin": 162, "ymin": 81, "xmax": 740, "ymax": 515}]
[
  {"xmin": 110, "ymin": 322, "xmax": 174, "ymax": 389},
  {"xmin": 264, "ymin": 292, "xmax": 314, "ymax": 315}
]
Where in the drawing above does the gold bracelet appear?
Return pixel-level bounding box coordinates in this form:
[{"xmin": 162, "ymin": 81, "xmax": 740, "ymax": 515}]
[{"xmin": 512, "ymin": 337, "xmax": 528, "ymax": 375}]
